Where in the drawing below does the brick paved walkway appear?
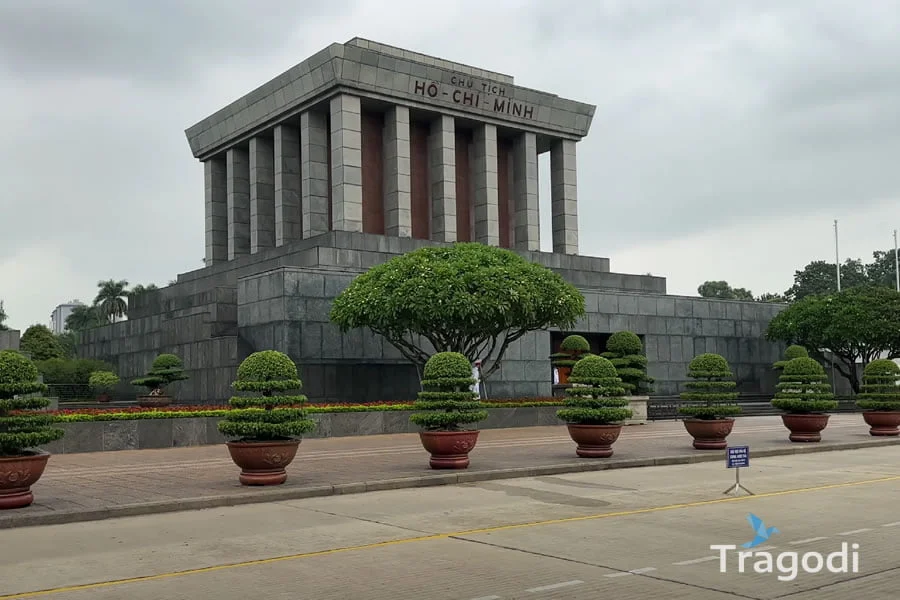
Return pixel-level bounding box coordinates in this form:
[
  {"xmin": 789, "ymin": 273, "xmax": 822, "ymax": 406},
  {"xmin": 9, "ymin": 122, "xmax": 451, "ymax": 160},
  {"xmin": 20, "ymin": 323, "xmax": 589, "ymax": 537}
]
[{"xmin": 2, "ymin": 414, "xmax": 896, "ymax": 529}]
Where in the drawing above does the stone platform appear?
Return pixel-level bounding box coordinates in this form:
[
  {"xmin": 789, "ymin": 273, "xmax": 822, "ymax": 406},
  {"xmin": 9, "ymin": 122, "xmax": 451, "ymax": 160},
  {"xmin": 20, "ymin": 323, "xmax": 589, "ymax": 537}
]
[{"xmin": 2, "ymin": 414, "xmax": 895, "ymax": 530}]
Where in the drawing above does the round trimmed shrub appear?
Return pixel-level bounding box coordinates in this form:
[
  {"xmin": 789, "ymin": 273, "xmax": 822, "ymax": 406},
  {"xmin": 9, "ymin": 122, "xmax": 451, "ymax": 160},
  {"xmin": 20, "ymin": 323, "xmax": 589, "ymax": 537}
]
[
  {"xmin": 857, "ymin": 359, "xmax": 900, "ymax": 411},
  {"xmin": 88, "ymin": 370, "xmax": 119, "ymax": 392},
  {"xmin": 410, "ymin": 352, "xmax": 487, "ymax": 431},
  {"xmin": 131, "ymin": 353, "xmax": 189, "ymax": 393},
  {"xmin": 560, "ymin": 335, "xmax": 590, "ymax": 354},
  {"xmin": 678, "ymin": 353, "xmax": 741, "ymax": 419},
  {"xmin": 556, "ymin": 355, "xmax": 632, "ymax": 425},
  {"xmin": 601, "ymin": 331, "xmax": 654, "ymax": 395},
  {"xmin": 774, "ymin": 345, "xmax": 809, "ymax": 370},
  {"xmin": 0, "ymin": 350, "xmax": 65, "ymax": 456},
  {"xmin": 771, "ymin": 357, "xmax": 837, "ymax": 414},
  {"xmin": 217, "ymin": 351, "xmax": 316, "ymax": 441}
]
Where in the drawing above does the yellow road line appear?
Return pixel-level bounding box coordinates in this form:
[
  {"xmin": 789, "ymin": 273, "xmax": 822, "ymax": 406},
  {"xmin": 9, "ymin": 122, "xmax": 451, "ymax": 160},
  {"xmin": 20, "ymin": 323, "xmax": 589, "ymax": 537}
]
[{"xmin": 3, "ymin": 473, "xmax": 899, "ymax": 599}]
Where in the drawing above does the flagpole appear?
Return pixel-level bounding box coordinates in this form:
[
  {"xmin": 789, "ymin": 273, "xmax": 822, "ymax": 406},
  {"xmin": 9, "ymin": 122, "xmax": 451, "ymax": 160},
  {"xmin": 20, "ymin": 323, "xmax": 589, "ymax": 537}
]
[
  {"xmin": 894, "ymin": 229, "xmax": 899, "ymax": 292},
  {"xmin": 834, "ymin": 219, "xmax": 841, "ymax": 292},
  {"xmin": 832, "ymin": 220, "xmax": 840, "ymax": 395}
]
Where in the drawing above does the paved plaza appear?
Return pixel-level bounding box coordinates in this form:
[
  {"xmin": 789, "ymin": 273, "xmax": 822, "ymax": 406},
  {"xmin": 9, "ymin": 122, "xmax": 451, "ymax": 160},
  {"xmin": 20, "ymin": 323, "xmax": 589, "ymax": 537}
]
[
  {"xmin": 1, "ymin": 415, "xmax": 898, "ymax": 530},
  {"xmin": 1, "ymin": 443, "xmax": 898, "ymax": 599}
]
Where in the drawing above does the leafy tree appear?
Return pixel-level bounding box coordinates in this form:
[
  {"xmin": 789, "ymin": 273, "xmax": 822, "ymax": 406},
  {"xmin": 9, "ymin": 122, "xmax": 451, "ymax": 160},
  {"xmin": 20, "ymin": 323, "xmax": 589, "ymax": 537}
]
[
  {"xmin": 20, "ymin": 325, "xmax": 63, "ymax": 361},
  {"xmin": 601, "ymin": 331, "xmax": 654, "ymax": 394},
  {"xmin": 55, "ymin": 332, "xmax": 76, "ymax": 359},
  {"xmin": 757, "ymin": 292, "xmax": 787, "ymax": 303},
  {"xmin": 330, "ymin": 243, "xmax": 585, "ymax": 379},
  {"xmin": 766, "ymin": 286, "xmax": 900, "ymax": 393},
  {"xmin": 409, "ymin": 352, "xmax": 487, "ymax": 431},
  {"xmin": 678, "ymin": 353, "xmax": 741, "ymax": 420},
  {"xmin": 785, "ymin": 259, "xmax": 870, "ymax": 303},
  {"xmin": 94, "ymin": 279, "xmax": 130, "ymax": 323},
  {"xmin": 0, "ymin": 350, "xmax": 65, "ymax": 456},
  {"xmin": 866, "ymin": 249, "xmax": 900, "ymax": 289},
  {"xmin": 131, "ymin": 353, "xmax": 188, "ymax": 395},
  {"xmin": 771, "ymin": 357, "xmax": 837, "ymax": 414},
  {"xmin": 129, "ymin": 284, "xmax": 159, "ymax": 297},
  {"xmin": 856, "ymin": 359, "xmax": 900, "ymax": 412},
  {"xmin": 556, "ymin": 355, "xmax": 632, "ymax": 425},
  {"xmin": 773, "ymin": 345, "xmax": 808, "ymax": 370},
  {"xmin": 218, "ymin": 350, "xmax": 316, "ymax": 441},
  {"xmin": 0, "ymin": 300, "xmax": 8, "ymax": 331},
  {"xmin": 65, "ymin": 304, "xmax": 104, "ymax": 332},
  {"xmin": 697, "ymin": 281, "xmax": 754, "ymax": 301}
]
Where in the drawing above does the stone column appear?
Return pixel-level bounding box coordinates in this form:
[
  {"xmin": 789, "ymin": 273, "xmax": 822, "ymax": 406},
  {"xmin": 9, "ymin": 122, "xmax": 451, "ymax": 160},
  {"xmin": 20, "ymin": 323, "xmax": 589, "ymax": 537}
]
[
  {"xmin": 428, "ymin": 115, "xmax": 456, "ymax": 242},
  {"xmin": 274, "ymin": 124, "xmax": 302, "ymax": 246},
  {"xmin": 204, "ymin": 156, "xmax": 227, "ymax": 265},
  {"xmin": 472, "ymin": 123, "xmax": 500, "ymax": 246},
  {"xmin": 329, "ymin": 94, "xmax": 363, "ymax": 232},
  {"xmin": 249, "ymin": 136, "xmax": 275, "ymax": 254},
  {"xmin": 300, "ymin": 111, "xmax": 330, "ymax": 238},
  {"xmin": 512, "ymin": 132, "xmax": 540, "ymax": 251},
  {"xmin": 383, "ymin": 106, "xmax": 412, "ymax": 237},
  {"xmin": 550, "ymin": 139, "xmax": 579, "ymax": 254},
  {"xmin": 226, "ymin": 147, "xmax": 250, "ymax": 259}
]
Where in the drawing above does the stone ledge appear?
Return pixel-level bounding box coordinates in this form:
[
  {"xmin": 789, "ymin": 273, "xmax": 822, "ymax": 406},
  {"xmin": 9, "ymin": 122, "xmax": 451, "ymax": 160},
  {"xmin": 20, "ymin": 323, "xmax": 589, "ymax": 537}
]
[
  {"xmin": 44, "ymin": 406, "xmax": 650, "ymax": 455},
  {"xmin": 6, "ymin": 438, "xmax": 899, "ymax": 530}
]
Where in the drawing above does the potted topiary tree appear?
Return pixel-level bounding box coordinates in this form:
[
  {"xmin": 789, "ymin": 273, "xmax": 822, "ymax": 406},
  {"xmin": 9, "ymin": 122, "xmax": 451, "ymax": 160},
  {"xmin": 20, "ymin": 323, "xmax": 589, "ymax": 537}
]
[
  {"xmin": 88, "ymin": 370, "xmax": 119, "ymax": 403},
  {"xmin": 678, "ymin": 353, "xmax": 742, "ymax": 449},
  {"xmin": 0, "ymin": 350, "xmax": 65, "ymax": 509},
  {"xmin": 856, "ymin": 359, "xmax": 900, "ymax": 436},
  {"xmin": 771, "ymin": 357, "xmax": 838, "ymax": 442},
  {"xmin": 774, "ymin": 345, "xmax": 808, "ymax": 370},
  {"xmin": 557, "ymin": 355, "xmax": 633, "ymax": 457},
  {"xmin": 601, "ymin": 331, "xmax": 654, "ymax": 394},
  {"xmin": 131, "ymin": 353, "xmax": 188, "ymax": 407},
  {"xmin": 218, "ymin": 350, "xmax": 316, "ymax": 485},
  {"xmin": 410, "ymin": 352, "xmax": 488, "ymax": 469},
  {"xmin": 553, "ymin": 334, "xmax": 591, "ymax": 385}
]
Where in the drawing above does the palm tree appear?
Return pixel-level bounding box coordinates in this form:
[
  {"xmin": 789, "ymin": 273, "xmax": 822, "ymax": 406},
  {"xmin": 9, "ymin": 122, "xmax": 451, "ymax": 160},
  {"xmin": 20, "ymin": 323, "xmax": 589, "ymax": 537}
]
[
  {"xmin": 94, "ymin": 279, "xmax": 130, "ymax": 323},
  {"xmin": 0, "ymin": 300, "xmax": 8, "ymax": 331},
  {"xmin": 65, "ymin": 304, "xmax": 104, "ymax": 332}
]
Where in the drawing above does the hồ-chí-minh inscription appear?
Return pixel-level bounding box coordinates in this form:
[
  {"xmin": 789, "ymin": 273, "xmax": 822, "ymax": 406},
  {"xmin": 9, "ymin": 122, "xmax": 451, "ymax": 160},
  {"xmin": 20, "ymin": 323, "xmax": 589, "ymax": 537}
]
[{"xmin": 412, "ymin": 79, "xmax": 535, "ymax": 120}]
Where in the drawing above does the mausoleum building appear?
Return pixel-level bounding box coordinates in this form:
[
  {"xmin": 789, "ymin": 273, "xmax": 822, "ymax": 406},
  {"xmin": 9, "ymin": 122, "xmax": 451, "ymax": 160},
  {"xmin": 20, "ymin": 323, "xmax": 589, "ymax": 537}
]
[{"xmin": 78, "ymin": 38, "xmax": 787, "ymax": 403}]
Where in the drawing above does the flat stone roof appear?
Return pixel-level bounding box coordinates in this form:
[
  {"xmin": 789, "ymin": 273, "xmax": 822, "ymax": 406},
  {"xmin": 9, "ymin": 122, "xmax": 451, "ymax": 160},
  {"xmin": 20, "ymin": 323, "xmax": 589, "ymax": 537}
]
[{"xmin": 185, "ymin": 38, "xmax": 596, "ymax": 160}]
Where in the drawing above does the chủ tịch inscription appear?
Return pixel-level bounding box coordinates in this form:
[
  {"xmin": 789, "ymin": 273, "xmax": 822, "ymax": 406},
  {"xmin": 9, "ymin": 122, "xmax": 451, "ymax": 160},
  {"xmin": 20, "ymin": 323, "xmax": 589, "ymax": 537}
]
[{"xmin": 411, "ymin": 78, "xmax": 536, "ymax": 120}]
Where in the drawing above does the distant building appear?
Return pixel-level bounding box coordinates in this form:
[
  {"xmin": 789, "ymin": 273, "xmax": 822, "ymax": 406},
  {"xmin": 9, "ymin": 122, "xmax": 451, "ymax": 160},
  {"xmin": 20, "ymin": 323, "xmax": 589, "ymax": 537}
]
[{"xmin": 49, "ymin": 301, "xmax": 84, "ymax": 334}]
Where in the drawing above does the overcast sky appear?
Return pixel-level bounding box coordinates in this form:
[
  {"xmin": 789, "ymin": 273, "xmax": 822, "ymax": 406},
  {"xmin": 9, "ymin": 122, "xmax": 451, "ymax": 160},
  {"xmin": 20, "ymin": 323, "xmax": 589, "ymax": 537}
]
[{"xmin": 2, "ymin": 0, "xmax": 899, "ymax": 330}]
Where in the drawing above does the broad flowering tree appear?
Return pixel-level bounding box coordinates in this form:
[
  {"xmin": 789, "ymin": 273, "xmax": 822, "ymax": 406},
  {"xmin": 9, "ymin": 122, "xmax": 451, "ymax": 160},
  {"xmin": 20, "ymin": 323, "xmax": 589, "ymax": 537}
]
[{"xmin": 330, "ymin": 243, "xmax": 585, "ymax": 379}]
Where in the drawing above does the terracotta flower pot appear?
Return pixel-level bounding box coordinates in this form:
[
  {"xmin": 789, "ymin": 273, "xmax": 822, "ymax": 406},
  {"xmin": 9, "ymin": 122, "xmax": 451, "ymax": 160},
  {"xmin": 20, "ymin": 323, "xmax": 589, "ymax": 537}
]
[
  {"xmin": 418, "ymin": 430, "xmax": 480, "ymax": 469},
  {"xmin": 0, "ymin": 451, "xmax": 51, "ymax": 510},
  {"xmin": 565, "ymin": 423, "xmax": 623, "ymax": 458},
  {"xmin": 138, "ymin": 395, "xmax": 172, "ymax": 408},
  {"xmin": 781, "ymin": 413, "xmax": 830, "ymax": 442},
  {"xmin": 96, "ymin": 393, "xmax": 111, "ymax": 403},
  {"xmin": 682, "ymin": 418, "xmax": 735, "ymax": 450},
  {"xmin": 557, "ymin": 367, "xmax": 571, "ymax": 385},
  {"xmin": 862, "ymin": 411, "xmax": 900, "ymax": 437},
  {"xmin": 225, "ymin": 439, "xmax": 301, "ymax": 485}
]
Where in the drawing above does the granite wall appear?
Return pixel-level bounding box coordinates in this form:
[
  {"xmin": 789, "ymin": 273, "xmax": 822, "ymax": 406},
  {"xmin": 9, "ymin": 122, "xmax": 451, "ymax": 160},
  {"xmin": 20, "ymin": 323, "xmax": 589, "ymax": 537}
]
[{"xmin": 236, "ymin": 267, "xmax": 788, "ymax": 402}]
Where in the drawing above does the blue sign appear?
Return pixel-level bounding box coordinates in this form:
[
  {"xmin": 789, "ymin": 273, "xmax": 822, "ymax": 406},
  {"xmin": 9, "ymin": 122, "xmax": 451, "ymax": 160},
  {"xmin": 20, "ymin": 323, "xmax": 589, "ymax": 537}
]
[{"xmin": 726, "ymin": 446, "xmax": 749, "ymax": 468}]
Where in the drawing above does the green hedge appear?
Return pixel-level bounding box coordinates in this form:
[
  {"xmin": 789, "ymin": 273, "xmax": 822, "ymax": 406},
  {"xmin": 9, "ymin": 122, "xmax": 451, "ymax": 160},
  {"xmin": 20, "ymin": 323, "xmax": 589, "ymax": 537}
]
[{"xmin": 410, "ymin": 352, "xmax": 488, "ymax": 430}]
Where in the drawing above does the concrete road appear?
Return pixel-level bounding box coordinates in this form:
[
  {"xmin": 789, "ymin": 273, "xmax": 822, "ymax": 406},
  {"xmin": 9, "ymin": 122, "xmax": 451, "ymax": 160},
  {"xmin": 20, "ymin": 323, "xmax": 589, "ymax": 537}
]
[{"xmin": 2, "ymin": 446, "xmax": 899, "ymax": 600}]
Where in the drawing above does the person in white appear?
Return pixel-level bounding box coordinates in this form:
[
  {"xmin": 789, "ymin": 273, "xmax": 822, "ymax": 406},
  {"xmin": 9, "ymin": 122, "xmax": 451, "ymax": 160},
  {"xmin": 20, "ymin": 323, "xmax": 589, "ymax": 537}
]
[{"xmin": 471, "ymin": 359, "xmax": 483, "ymax": 398}]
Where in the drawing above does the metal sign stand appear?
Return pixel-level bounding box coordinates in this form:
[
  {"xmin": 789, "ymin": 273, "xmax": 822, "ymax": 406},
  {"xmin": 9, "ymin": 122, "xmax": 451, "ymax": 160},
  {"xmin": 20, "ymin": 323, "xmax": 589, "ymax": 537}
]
[
  {"xmin": 723, "ymin": 467, "xmax": 754, "ymax": 497},
  {"xmin": 724, "ymin": 446, "xmax": 754, "ymax": 497}
]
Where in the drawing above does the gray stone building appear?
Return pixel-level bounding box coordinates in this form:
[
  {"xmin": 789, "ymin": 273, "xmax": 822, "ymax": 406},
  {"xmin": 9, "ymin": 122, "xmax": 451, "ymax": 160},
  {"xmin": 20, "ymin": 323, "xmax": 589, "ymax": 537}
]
[{"xmin": 77, "ymin": 38, "xmax": 787, "ymax": 403}]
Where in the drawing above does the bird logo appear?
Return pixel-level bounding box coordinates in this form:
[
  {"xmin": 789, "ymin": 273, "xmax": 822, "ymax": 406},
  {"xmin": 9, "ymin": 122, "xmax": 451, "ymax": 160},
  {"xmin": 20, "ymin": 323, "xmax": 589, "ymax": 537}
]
[{"xmin": 743, "ymin": 513, "xmax": 779, "ymax": 548}]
